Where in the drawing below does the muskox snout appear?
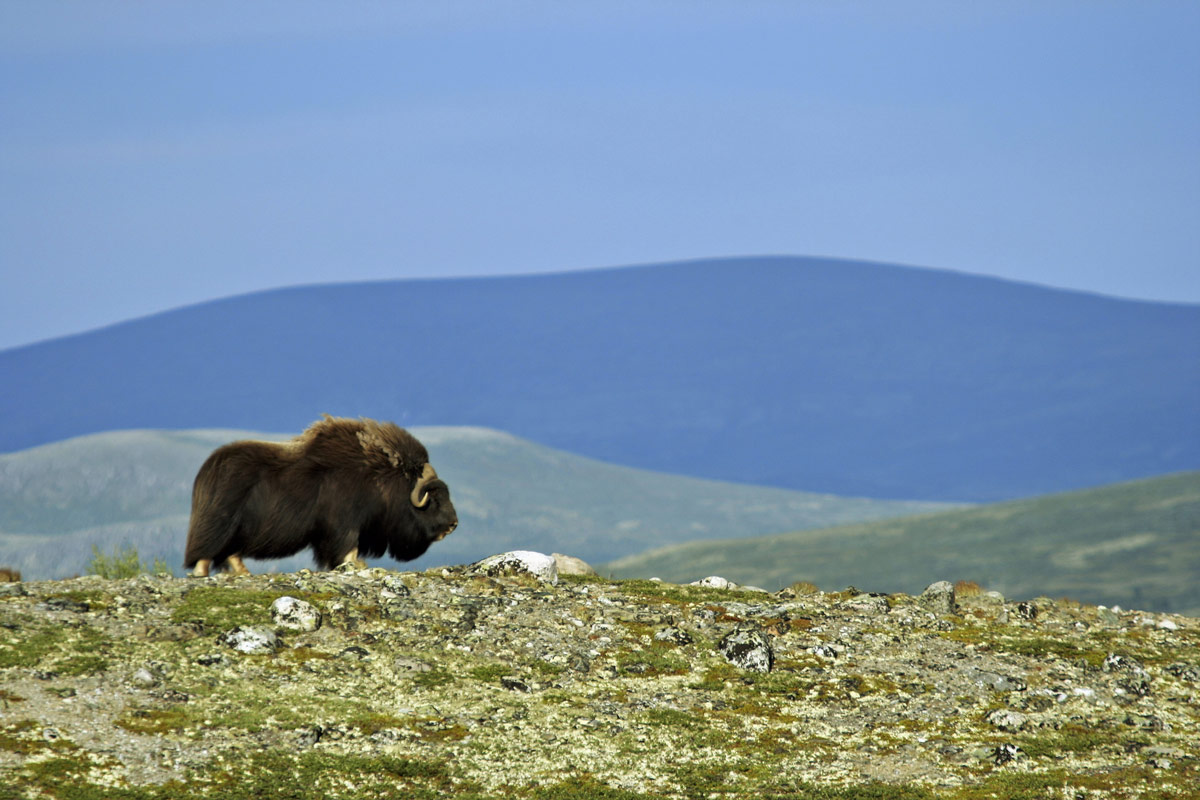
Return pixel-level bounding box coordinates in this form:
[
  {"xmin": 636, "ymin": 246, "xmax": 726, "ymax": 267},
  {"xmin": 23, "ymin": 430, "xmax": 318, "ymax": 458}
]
[{"xmin": 436, "ymin": 521, "xmax": 457, "ymax": 541}]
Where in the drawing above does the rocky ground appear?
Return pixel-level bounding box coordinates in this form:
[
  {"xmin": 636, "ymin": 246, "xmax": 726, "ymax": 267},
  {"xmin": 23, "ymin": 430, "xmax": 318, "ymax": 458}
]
[{"xmin": 0, "ymin": 553, "xmax": 1197, "ymax": 799}]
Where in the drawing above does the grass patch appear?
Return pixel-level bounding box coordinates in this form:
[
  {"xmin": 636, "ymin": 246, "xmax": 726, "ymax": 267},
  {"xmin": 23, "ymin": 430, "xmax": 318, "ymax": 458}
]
[
  {"xmin": 413, "ymin": 666, "xmax": 456, "ymax": 690},
  {"xmin": 619, "ymin": 579, "xmax": 748, "ymax": 607},
  {"xmin": 469, "ymin": 663, "xmax": 512, "ymax": 682},
  {"xmin": 615, "ymin": 643, "xmax": 690, "ymax": 677},
  {"xmin": 1014, "ymin": 722, "xmax": 1140, "ymax": 760}
]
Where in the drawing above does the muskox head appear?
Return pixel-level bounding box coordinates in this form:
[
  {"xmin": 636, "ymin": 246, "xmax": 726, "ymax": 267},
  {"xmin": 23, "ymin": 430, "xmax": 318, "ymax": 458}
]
[{"xmin": 405, "ymin": 461, "xmax": 458, "ymax": 544}]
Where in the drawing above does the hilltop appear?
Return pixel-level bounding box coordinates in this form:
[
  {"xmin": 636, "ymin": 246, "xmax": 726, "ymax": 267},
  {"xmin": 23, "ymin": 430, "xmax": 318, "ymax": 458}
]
[
  {"xmin": 2, "ymin": 256, "xmax": 1196, "ymax": 501},
  {"xmin": 602, "ymin": 472, "xmax": 1200, "ymax": 617},
  {"xmin": 0, "ymin": 559, "xmax": 1196, "ymax": 798},
  {"xmin": 0, "ymin": 426, "xmax": 947, "ymax": 581}
]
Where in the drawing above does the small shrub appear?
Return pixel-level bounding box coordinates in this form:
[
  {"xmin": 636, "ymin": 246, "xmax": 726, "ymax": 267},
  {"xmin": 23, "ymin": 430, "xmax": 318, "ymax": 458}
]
[
  {"xmin": 0, "ymin": 566, "xmax": 20, "ymax": 582},
  {"xmin": 954, "ymin": 580, "xmax": 984, "ymax": 597},
  {"xmin": 86, "ymin": 544, "xmax": 173, "ymax": 579}
]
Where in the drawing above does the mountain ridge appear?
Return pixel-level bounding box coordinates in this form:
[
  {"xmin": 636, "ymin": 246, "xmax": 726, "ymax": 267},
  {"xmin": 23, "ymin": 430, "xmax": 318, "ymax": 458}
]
[
  {"xmin": 2, "ymin": 256, "xmax": 1196, "ymax": 501},
  {"xmin": 601, "ymin": 470, "xmax": 1200, "ymax": 617}
]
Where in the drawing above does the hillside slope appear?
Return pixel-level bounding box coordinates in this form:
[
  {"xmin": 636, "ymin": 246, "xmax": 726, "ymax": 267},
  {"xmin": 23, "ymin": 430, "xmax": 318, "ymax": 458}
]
[
  {"xmin": 0, "ymin": 427, "xmax": 946, "ymax": 580},
  {"xmin": 1, "ymin": 257, "xmax": 1196, "ymax": 501},
  {"xmin": 603, "ymin": 472, "xmax": 1200, "ymax": 616},
  {"xmin": 0, "ymin": 566, "xmax": 1196, "ymax": 798}
]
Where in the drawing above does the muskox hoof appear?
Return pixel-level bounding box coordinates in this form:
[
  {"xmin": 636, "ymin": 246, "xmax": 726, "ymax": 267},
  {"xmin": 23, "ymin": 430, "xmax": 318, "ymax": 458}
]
[{"xmin": 192, "ymin": 560, "xmax": 213, "ymax": 578}]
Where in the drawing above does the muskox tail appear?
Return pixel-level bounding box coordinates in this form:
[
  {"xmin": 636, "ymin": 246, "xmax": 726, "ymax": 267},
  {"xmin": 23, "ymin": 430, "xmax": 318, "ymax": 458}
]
[{"xmin": 183, "ymin": 446, "xmax": 254, "ymax": 568}]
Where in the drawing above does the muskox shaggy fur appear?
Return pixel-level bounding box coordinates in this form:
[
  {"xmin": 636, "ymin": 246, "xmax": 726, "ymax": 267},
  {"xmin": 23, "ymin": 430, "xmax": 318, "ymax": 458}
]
[{"xmin": 184, "ymin": 416, "xmax": 457, "ymax": 576}]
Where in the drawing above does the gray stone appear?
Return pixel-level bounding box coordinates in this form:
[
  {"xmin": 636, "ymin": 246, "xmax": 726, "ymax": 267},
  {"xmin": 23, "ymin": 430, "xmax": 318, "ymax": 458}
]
[
  {"xmin": 919, "ymin": 581, "xmax": 957, "ymax": 615},
  {"xmin": 973, "ymin": 669, "xmax": 1027, "ymax": 693},
  {"xmin": 271, "ymin": 596, "xmax": 322, "ymax": 632},
  {"xmin": 393, "ymin": 657, "xmax": 433, "ymax": 674},
  {"xmin": 719, "ymin": 626, "xmax": 774, "ymax": 673},
  {"xmin": 219, "ymin": 626, "xmax": 280, "ymax": 654},
  {"xmin": 552, "ymin": 553, "xmax": 597, "ymax": 576},
  {"xmin": 654, "ymin": 627, "xmax": 693, "ymax": 646}
]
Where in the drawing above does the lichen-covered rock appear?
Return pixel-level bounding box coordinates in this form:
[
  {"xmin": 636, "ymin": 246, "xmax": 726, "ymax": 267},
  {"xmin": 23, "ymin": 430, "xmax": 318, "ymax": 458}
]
[
  {"xmin": 842, "ymin": 593, "xmax": 890, "ymax": 615},
  {"xmin": 218, "ymin": 625, "xmax": 280, "ymax": 654},
  {"xmin": 920, "ymin": 581, "xmax": 957, "ymax": 615},
  {"xmin": 471, "ymin": 551, "xmax": 558, "ymax": 584},
  {"xmin": 719, "ymin": 626, "xmax": 774, "ymax": 672},
  {"xmin": 985, "ymin": 708, "xmax": 1029, "ymax": 732},
  {"xmin": 654, "ymin": 626, "xmax": 693, "ymax": 646},
  {"xmin": 270, "ymin": 596, "xmax": 322, "ymax": 632}
]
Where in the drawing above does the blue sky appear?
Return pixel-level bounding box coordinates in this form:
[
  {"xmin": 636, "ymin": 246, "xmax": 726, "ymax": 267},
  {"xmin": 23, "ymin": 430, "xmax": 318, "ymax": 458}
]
[{"xmin": 1, "ymin": 1, "xmax": 1197, "ymax": 350}]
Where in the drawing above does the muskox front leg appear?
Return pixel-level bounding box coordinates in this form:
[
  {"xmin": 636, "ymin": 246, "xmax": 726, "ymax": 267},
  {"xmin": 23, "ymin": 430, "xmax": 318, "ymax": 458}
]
[
  {"xmin": 338, "ymin": 547, "xmax": 368, "ymax": 570},
  {"xmin": 192, "ymin": 559, "xmax": 213, "ymax": 578}
]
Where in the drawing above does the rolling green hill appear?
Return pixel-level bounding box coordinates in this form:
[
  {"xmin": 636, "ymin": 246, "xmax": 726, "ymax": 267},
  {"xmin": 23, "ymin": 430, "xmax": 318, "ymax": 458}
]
[
  {"xmin": 0, "ymin": 426, "xmax": 949, "ymax": 580},
  {"xmin": 601, "ymin": 472, "xmax": 1200, "ymax": 616}
]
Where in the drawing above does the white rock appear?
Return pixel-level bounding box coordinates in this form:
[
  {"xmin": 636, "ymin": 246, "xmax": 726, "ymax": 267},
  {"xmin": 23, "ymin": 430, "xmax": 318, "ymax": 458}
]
[
  {"xmin": 690, "ymin": 576, "xmax": 731, "ymax": 589},
  {"xmin": 220, "ymin": 626, "xmax": 280, "ymax": 654},
  {"xmin": 131, "ymin": 668, "xmax": 158, "ymax": 688},
  {"xmin": 271, "ymin": 596, "xmax": 322, "ymax": 632},
  {"xmin": 473, "ymin": 551, "xmax": 559, "ymax": 584},
  {"xmin": 1157, "ymin": 618, "xmax": 1178, "ymax": 631}
]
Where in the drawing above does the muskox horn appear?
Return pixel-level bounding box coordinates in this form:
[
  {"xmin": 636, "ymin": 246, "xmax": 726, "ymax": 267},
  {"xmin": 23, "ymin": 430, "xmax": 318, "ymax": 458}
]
[{"xmin": 411, "ymin": 463, "xmax": 437, "ymax": 508}]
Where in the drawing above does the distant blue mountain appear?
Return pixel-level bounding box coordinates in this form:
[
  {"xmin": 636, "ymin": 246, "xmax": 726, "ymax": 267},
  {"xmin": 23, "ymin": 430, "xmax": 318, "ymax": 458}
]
[{"xmin": 1, "ymin": 257, "xmax": 1196, "ymax": 501}]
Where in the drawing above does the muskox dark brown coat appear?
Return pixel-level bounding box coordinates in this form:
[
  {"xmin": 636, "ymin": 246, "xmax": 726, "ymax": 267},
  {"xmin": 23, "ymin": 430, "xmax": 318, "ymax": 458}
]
[{"xmin": 184, "ymin": 416, "xmax": 457, "ymax": 576}]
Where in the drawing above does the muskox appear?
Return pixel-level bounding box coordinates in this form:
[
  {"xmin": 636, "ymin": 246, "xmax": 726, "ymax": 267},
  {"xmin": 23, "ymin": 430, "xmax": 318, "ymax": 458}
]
[{"xmin": 184, "ymin": 416, "xmax": 457, "ymax": 576}]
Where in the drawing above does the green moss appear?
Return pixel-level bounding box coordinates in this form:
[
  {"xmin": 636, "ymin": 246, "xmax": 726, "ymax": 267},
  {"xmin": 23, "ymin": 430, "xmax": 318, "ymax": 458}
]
[
  {"xmin": 171, "ymin": 586, "xmax": 291, "ymax": 632},
  {"xmin": 529, "ymin": 776, "xmax": 665, "ymax": 800},
  {"xmin": 0, "ymin": 621, "xmax": 113, "ymax": 673},
  {"xmin": 0, "ymin": 625, "xmax": 62, "ymax": 668},
  {"xmin": 114, "ymin": 707, "xmax": 191, "ymax": 735},
  {"xmin": 54, "ymin": 653, "xmax": 111, "ymax": 676},
  {"xmin": 0, "ymin": 719, "xmax": 42, "ymax": 755}
]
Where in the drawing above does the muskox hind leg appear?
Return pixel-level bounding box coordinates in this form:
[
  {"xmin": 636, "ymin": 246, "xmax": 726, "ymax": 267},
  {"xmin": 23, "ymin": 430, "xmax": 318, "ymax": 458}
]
[
  {"xmin": 191, "ymin": 555, "xmax": 251, "ymax": 577},
  {"xmin": 225, "ymin": 554, "xmax": 251, "ymax": 576}
]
